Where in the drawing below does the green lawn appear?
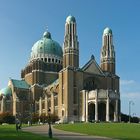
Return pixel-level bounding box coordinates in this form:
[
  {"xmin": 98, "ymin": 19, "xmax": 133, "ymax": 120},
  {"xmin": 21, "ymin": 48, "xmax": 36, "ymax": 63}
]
[
  {"xmin": 0, "ymin": 125, "xmax": 57, "ymax": 140},
  {"xmin": 54, "ymin": 123, "xmax": 140, "ymax": 140}
]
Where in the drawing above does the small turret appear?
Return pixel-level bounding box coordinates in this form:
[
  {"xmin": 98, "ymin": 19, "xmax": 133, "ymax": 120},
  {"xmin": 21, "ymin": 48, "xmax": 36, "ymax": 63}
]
[
  {"xmin": 100, "ymin": 27, "xmax": 115, "ymax": 74},
  {"xmin": 63, "ymin": 15, "xmax": 79, "ymax": 68}
]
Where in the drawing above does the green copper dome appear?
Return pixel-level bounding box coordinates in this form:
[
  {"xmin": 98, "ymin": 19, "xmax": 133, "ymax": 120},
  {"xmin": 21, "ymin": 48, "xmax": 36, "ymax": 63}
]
[
  {"xmin": 0, "ymin": 87, "xmax": 12, "ymax": 96},
  {"xmin": 103, "ymin": 27, "xmax": 112, "ymax": 35},
  {"xmin": 66, "ymin": 15, "xmax": 76, "ymax": 23},
  {"xmin": 31, "ymin": 31, "xmax": 63, "ymax": 60}
]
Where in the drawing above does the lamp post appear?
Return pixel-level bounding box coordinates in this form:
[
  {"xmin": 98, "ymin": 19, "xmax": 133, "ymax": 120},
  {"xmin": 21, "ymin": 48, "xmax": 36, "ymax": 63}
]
[
  {"xmin": 48, "ymin": 108, "xmax": 52, "ymax": 138},
  {"xmin": 129, "ymin": 101, "xmax": 134, "ymax": 123}
]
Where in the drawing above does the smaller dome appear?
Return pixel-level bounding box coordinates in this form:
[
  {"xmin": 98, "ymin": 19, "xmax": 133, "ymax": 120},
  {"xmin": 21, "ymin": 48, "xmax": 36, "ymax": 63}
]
[
  {"xmin": 103, "ymin": 27, "xmax": 112, "ymax": 35},
  {"xmin": 43, "ymin": 31, "xmax": 51, "ymax": 39},
  {"xmin": 0, "ymin": 87, "xmax": 12, "ymax": 96},
  {"xmin": 66, "ymin": 15, "xmax": 76, "ymax": 23}
]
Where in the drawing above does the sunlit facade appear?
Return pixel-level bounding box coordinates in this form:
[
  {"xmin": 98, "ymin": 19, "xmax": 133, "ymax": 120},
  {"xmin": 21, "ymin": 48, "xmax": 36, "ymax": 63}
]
[{"xmin": 0, "ymin": 16, "xmax": 120, "ymax": 122}]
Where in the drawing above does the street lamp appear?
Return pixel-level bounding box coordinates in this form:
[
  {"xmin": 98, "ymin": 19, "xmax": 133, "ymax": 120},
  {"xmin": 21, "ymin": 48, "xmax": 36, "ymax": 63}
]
[
  {"xmin": 129, "ymin": 101, "xmax": 134, "ymax": 123},
  {"xmin": 48, "ymin": 108, "xmax": 52, "ymax": 138}
]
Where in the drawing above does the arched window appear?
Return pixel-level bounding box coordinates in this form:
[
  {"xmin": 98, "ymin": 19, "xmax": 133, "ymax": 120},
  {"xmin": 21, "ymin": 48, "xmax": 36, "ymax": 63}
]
[
  {"xmin": 48, "ymin": 99, "xmax": 51, "ymax": 108},
  {"xmin": 54, "ymin": 97, "xmax": 58, "ymax": 106},
  {"xmin": 62, "ymin": 110, "xmax": 64, "ymax": 116},
  {"xmin": 73, "ymin": 110, "xmax": 77, "ymax": 116},
  {"xmin": 42, "ymin": 102, "xmax": 45, "ymax": 109}
]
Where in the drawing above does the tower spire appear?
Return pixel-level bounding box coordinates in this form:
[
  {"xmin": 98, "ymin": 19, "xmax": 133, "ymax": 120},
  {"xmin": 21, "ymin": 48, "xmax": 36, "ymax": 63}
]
[
  {"xmin": 63, "ymin": 15, "xmax": 79, "ymax": 68},
  {"xmin": 100, "ymin": 27, "xmax": 115, "ymax": 74}
]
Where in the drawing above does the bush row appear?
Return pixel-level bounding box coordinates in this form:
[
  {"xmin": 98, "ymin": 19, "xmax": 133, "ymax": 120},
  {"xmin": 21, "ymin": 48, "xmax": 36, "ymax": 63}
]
[
  {"xmin": 0, "ymin": 112, "xmax": 60, "ymax": 124},
  {"xmin": 0, "ymin": 112, "xmax": 15, "ymax": 124}
]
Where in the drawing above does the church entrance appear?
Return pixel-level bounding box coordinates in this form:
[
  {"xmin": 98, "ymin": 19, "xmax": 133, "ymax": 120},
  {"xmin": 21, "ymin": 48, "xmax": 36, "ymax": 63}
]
[
  {"xmin": 98, "ymin": 102, "xmax": 106, "ymax": 121},
  {"xmin": 88, "ymin": 102, "xmax": 95, "ymax": 122},
  {"xmin": 109, "ymin": 103, "xmax": 114, "ymax": 121}
]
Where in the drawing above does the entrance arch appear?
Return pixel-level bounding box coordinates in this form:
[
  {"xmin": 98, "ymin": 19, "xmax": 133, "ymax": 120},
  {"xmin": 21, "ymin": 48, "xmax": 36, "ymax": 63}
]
[
  {"xmin": 109, "ymin": 103, "xmax": 114, "ymax": 121},
  {"xmin": 98, "ymin": 102, "xmax": 106, "ymax": 121},
  {"xmin": 88, "ymin": 102, "xmax": 95, "ymax": 122}
]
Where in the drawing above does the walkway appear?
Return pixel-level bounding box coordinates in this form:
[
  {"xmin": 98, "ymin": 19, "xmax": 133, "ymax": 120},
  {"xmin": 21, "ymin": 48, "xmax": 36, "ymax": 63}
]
[{"xmin": 22, "ymin": 125, "xmax": 119, "ymax": 140}]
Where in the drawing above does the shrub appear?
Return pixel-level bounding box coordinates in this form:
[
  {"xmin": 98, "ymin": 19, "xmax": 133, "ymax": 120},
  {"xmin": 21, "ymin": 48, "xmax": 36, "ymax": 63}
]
[
  {"xmin": 32, "ymin": 113, "xmax": 39, "ymax": 124},
  {"xmin": 0, "ymin": 112, "xmax": 15, "ymax": 124},
  {"xmin": 39, "ymin": 113, "xmax": 59, "ymax": 124}
]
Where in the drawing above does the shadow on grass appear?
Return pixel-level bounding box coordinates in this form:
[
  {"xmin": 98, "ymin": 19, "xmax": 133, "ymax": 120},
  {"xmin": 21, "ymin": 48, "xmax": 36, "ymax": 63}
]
[{"xmin": 0, "ymin": 125, "xmax": 56, "ymax": 140}]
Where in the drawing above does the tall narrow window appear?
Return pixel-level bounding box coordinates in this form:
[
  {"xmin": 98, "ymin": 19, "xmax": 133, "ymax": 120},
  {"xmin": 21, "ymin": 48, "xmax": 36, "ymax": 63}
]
[
  {"xmin": 54, "ymin": 96, "xmax": 58, "ymax": 106},
  {"xmin": 62, "ymin": 110, "xmax": 64, "ymax": 116},
  {"xmin": 73, "ymin": 109, "xmax": 77, "ymax": 116},
  {"xmin": 73, "ymin": 87, "xmax": 77, "ymax": 104}
]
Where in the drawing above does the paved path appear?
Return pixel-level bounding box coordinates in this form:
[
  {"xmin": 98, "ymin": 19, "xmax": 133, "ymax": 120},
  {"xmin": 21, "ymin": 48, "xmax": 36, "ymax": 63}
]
[{"xmin": 22, "ymin": 125, "xmax": 117, "ymax": 140}]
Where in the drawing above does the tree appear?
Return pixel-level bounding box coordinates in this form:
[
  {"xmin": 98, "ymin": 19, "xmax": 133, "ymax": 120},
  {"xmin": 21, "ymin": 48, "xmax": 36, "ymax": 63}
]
[
  {"xmin": 121, "ymin": 113, "xmax": 140, "ymax": 123},
  {"xmin": 131, "ymin": 117, "xmax": 139, "ymax": 123},
  {"xmin": 121, "ymin": 113, "xmax": 129, "ymax": 122}
]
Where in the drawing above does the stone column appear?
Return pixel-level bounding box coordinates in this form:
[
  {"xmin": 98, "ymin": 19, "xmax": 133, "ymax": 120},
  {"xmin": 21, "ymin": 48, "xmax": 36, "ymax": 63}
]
[
  {"xmin": 106, "ymin": 96, "xmax": 110, "ymax": 122},
  {"xmin": 39, "ymin": 97, "xmax": 42, "ymax": 116},
  {"xmin": 95, "ymin": 90, "xmax": 98, "ymax": 121},
  {"xmin": 13, "ymin": 97, "xmax": 19, "ymax": 116},
  {"xmin": 114, "ymin": 100, "xmax": 118, "ymax": 122},
  {"xmin": 51, "ymin": 93, "xmax": 54, "ymax": 114},
  {"xmin": 0, "ymin": 100, "xmax": 2, "ymax": 112},
  {"xmin": 1, "ymin": 97, "xmax": 6, "ymax": 113},
  {"xmin": 45, "ymin": 95, "xmax": 48, "ymax": 115},
  {"xmin": 81, "ymin": 90, "xmax": 86, "ymax": 122},
  {"xmin": 85, "ymin": 91, "xmax": 88, "ymax": 122}
]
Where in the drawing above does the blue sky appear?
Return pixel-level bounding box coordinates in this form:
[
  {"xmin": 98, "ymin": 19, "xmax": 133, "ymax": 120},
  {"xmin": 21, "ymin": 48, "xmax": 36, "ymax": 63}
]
[{"xmin": 0, "ymin": 0, "xmax": 140, "ymax": 117}]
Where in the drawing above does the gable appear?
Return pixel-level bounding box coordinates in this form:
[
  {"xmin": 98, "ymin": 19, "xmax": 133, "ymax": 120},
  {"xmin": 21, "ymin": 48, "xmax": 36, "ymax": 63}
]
[{"xmin": 82, "ymin": 57, "xmax": 104, "ymax": 75}]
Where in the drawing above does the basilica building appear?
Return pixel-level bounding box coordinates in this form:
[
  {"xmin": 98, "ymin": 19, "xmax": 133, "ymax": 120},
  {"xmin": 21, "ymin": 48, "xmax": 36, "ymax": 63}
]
[{"xmin": 0, "ymin": 16, "xmax": 120, "ymax": 122}]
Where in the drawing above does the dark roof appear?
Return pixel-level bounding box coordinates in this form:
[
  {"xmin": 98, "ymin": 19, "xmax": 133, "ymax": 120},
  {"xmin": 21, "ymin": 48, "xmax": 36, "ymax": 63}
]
[{"xmin": 11, "ymin": 79, "xmax": 30, "ymax": 89}]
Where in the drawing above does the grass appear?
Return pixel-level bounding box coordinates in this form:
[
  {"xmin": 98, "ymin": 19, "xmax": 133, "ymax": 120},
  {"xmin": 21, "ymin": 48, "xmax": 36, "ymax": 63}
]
[
  {"xmin": 54, "ymin": 123, "xmax": 140, "ymax": 140},
  {"xmin": 0, "ymin": 124, "xmax": 57, "ymax": 140}
]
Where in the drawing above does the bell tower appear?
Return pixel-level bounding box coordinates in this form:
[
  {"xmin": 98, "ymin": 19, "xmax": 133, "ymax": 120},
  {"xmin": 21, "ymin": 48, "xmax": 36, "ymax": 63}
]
[
  {"xmin": 63, "ymin": 15, "xmax": 79, "ymax": 68},
  {"xmin": 100, "ymin": 27, "xmax": 115, "ymax": 74}
]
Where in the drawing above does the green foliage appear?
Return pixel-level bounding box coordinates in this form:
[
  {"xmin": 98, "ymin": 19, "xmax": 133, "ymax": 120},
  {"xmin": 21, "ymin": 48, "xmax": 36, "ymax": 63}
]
[
  {"xmin": 32, "ymin": 113, "xmax": 39, "ymax": 124},
  {"xmin": 121, "ymin": 113, "xmax": 129, "ymax": 122},
  {"xmin": 31, "ymin": 113, "xmax": 59, "ymax": 124},
  {"xmin": 39, "ymin": 113, "xmax": 47, "ymax": 123},
  {"xmin": 39, "ymin": 113, "xmax": 59, "ymax": 124},
  {"xmin": 121, "ymin": 113, "xmax": 140, "ymax": 123},
  {"xmin": 0, "ymin": 112, "xmax": 15, "ymax": 124},
  {"xmin": 54, "ymin": 123, "xmax": 140, "ymax": 140},
  {"xmin": 0, "ymin": 125, "xmax": 57, "ymax": 140},
  {"xmin": 131, "ymin": 117, "xmax": 139, "ymax": 123}
]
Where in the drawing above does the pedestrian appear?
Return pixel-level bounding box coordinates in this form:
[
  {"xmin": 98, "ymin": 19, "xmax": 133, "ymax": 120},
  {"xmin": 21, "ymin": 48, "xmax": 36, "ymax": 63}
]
[{"xmin": 15, "ymin": 118, "xmax": 19, "ymax": 132}]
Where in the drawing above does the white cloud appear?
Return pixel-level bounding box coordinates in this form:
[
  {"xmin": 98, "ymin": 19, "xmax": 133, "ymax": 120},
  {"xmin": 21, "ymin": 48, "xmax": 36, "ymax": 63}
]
[{"xmin": 120, "ymin": 80, "xmax": 135, "ymax": 85}]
